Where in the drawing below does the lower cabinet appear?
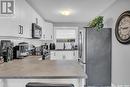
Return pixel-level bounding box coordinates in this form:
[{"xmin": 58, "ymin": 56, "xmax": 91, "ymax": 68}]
[
  {"xmin": 0, "ymin": 79, "xmax": 83, "ymax": 87},
  {"xmin": 50, "ymin": 50, "xmax": 78, "ymax": 60}
]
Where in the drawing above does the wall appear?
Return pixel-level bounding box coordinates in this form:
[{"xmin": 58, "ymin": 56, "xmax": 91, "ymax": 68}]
[
  {"xmin": 100, "ymin": 0, "xmax": 130, "ymax": 85},
  {"xmin": 53, "ymin": 22, "xmax": 87, "ymax": 29}
]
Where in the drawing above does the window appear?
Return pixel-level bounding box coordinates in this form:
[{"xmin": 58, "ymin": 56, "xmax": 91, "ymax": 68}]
[{"xmin": 55, "ymin": 27, "xmax": 77, "ymax": 42}]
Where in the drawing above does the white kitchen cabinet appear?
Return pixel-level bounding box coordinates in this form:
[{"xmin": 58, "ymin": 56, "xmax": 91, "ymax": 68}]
[
  {"xmin": 18, "ymin": 0, "xmax": 32, "ymax": 38},
  {"xmin": 16, "ymin": 0, "xmax": 46, "ymax": 38},
  {"xmin": 32, "ymin": 8, "xmax": 43, "ymax": 26},
  {"xmin": 42, "ymin": 22, "xmax": 53, "ymax": 40},
  {"xmin": 0, "ymin": 0, "xmax": 44, "ymax": 38},
  {"xmin": 50, "ymin": 50, "xmax": 78, "ymax": 60},
  {"xmin": 17, "ymin": 0, "xmax": 44, "ymax": 38},
  {"xmin": 50, "ymin": 51, "xmax": 63, "ymax": 60},
  {"xmin": 0, "ymin": 0, "xmax": 53, "ymax": 40},
  {"xmin": 73, "ymin": 50, "xmax": 78, "ymax": 59},
  {"xmin": 31, "ymin": 10, "xmax": 53, "ymax": 41}
]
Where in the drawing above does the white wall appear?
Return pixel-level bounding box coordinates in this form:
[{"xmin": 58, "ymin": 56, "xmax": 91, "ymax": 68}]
[{"xmin": 100, "ymin": 0, "xmax": 130, "ymax": 85}]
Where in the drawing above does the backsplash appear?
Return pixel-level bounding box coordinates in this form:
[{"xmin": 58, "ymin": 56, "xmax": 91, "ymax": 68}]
[
  {"xmin": 56, "ymin": 42, "xmax": 78, "ymax": 50},
  {"xmin": 0, "ymin": 36, "xmax": 52, "ymax": 47}
]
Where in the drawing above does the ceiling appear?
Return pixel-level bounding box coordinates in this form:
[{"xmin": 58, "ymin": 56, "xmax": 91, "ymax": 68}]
[{"xmin": 26, "ymin": 0, "xmax": 117, "ymax": 23}]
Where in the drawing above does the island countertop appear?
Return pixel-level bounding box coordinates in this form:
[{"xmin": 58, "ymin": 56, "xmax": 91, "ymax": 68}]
[{"xmin": 0, "ymin": 56, "xmax": 87, "ymax": 79}]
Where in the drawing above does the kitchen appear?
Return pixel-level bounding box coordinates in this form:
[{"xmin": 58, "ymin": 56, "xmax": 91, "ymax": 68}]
[{"xmin": 0, "ymin": 0, "xmax": 130, "ymax": 87}]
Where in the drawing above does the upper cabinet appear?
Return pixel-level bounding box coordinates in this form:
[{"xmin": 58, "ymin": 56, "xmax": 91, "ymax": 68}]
[
  {"xmin": 17, "ymin": 0, "xmax": 32, "ymax": 38},
  {"xmin": 15, "ymin": 0, "xmax": 54, "ymax": 40},
  {"xmin": 0, "ymin": 0, "xmax": 22, "ymax": 37},
  {"xmin": 0, "ymin": 0, "xmax": 54, "ymax": 40},
  {"xmin": 16, "ymin": 0, "xmax": 46, "ymax": 38},
  {"xmin": 42, "ymin": 22, "xmax": 54, "ymax": 41}
]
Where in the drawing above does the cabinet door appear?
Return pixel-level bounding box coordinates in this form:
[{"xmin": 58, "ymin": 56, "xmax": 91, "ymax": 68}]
[
  {"xmin": 42, "ymin": 22, "xmax": 53, "ymax": 40},
  {"xmin": 16, "ymin": 0, "xmax": 32, "ymax": 38},
  {"xmin": 23, "ymin": 1, "xmax": 32, "ymax": 38},
  {"xmin": 0, "ymin": 0, "xmax": 44, "ymax": 38},
  {"xmin": 18, "ymin": 0, "xmax": 44, "ymax": 38},
  {"xmin": 32, "ymin": 8, "xmax": 43, "ymax": 27},
  {"xmin": 63, "ymin": 51, "xmax": 74, "ymax": 60},
  {"xmin": 63, "ymin": 51, "xmax": 78, "ymax": 60},
  {"xmin": 73, "ymin": 51, "xmax": 78, "ymax": 59},
  {"xmin": 50, "ymin": 51, "xmax": 63, "ymax": 60},
  {"xmin": 55, "ymin": 51, "xmax": 63, "ymax": 60},
  {"xmin": 42, "ymin": 21, "xmax": 47, "ymax": 40},
  {"xmin": 50, "ymin": 51, "xmax": 56, "ymax": 59},
  {"xmin": 50, "ymin": 51, "xmax": 78, "ymax": 60},
  {"xmin": 17, "ymin": 0, "xmax": 25, "ymax": 37},
  {"xmin": 47, "ymin": 23, "xmax": 53, "ymax": 40},
  {"xmin": 0, "ymin": 0, "xmax": 21, "ymax": 37}
]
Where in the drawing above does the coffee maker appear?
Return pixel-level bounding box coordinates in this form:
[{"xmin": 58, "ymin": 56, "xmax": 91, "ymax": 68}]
[{"xmin": 13, "ymin": 42, "xmax": 29, "ymax": 59}]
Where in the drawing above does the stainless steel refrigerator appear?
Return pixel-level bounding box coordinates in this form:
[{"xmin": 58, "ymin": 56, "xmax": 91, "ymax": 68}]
[{"xmin": 78, "ymin": 28, "xmax": 111, "ymax": 87}]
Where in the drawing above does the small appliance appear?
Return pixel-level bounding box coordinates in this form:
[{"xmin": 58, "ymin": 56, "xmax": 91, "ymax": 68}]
[
  {"xmin": 13, "ymin": 42, "xmax": 29, "ymax": 59},
  {"xmin": 0, "ymin": 40, "xmax": 13, "ymax": 62},
  {"xmin": 32, "ymin": 23, "xmax": 42, "ymax": 39}
]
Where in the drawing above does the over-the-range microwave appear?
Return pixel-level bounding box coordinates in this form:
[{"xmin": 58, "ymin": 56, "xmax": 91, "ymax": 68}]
[{"xmin": 32, "ymin": 23, "xmax": 42, "ymax": 39}]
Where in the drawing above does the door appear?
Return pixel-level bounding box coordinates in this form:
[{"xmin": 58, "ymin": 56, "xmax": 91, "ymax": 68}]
[{"xmin": 86, "ymin": 28, "xmax": 111, "ymax": 86}]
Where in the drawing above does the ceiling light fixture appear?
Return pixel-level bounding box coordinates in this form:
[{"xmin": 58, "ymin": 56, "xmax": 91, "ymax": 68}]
[{"xmin": 59, "ymin": 9, "xmax": 72, "ymax": 16}]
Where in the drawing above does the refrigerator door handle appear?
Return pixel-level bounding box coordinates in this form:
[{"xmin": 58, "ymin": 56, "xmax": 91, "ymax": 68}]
[
  {"xmin": 79, "ymin": 31, "xmax": 83, "ymax": 58},
  {"xmin": 78, "ymin": 59, "xmax": 86, "ymax": 64}
]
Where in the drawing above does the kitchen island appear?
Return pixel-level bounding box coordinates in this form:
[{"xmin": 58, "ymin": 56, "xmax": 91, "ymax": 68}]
[
  {"xmin": 0, "ymin": 56, "xmax": 86, "ymax": 79},
  {"xmin": 0, "ymin": 56, "xmax": 86, "ymax": 87}
]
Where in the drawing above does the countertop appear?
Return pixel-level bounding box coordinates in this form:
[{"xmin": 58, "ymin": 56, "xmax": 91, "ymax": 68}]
[
  {"xmin": 0, "ymin": 56, "xmax": 87, "ymax": 79},
  {"xmin": 50, "ymin": 49, "xmax": 78, "ymax": 51}
]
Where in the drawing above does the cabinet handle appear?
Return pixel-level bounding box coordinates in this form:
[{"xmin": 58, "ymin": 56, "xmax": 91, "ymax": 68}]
[
  {"xmin": 19, "ymin": 25, "xmax": 21, "ymax": 34},
  {"xmin": 21, "ymin": 26, "xmax": 23, "ymax": 34},
  {"xmin": 19, "ymin": 25, "xmax": 23, "ymax": 34},
  {"xmin": 51, "ymin": 35, "xmax": 52, "ymax": 39}
]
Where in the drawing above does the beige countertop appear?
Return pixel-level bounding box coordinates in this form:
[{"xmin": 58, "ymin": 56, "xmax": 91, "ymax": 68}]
[
  {"xmin": 0, "ymin": 56, "xmax": 87, "ymax": 79},
  {"xmin": 50, "ymin": 49, "xmax": 78, "ymax": 51}
]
